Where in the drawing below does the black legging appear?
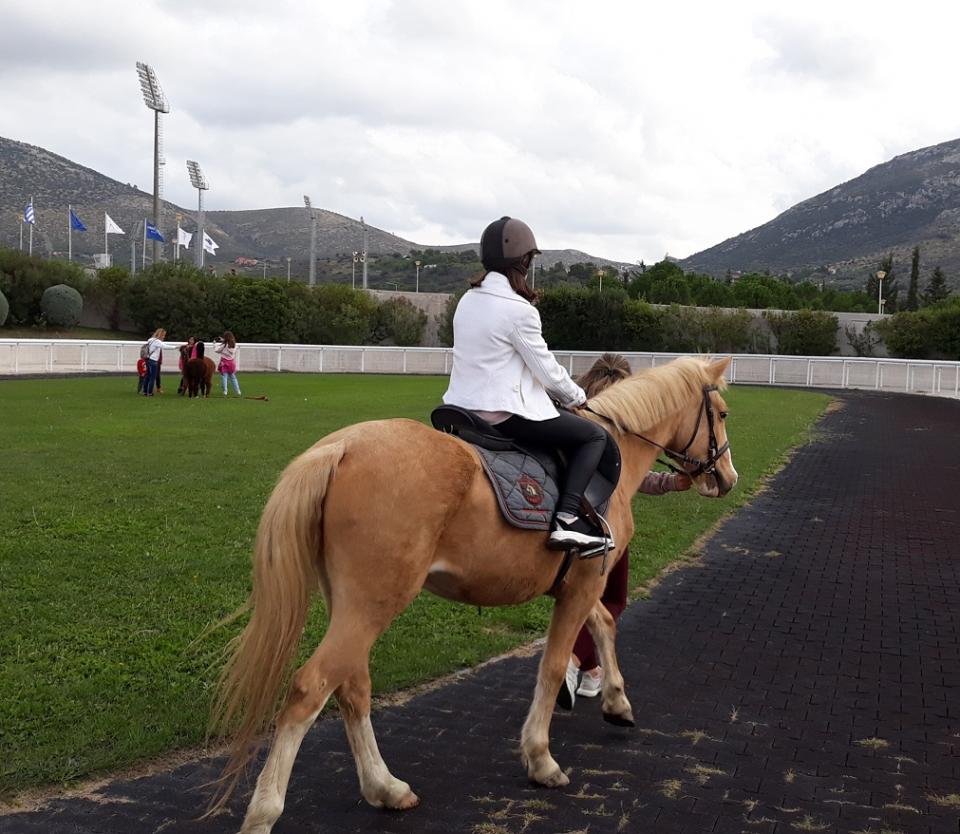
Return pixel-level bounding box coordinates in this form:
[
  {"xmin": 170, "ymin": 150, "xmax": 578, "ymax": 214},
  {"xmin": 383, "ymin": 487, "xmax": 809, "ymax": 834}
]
[{"xmin": 498, "ymin": 411, "xmax": 606, "ymax": 516}]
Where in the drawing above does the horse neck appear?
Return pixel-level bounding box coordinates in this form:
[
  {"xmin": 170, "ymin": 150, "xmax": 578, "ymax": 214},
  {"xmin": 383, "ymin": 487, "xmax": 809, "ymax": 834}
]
[{"xmin": 612, "ymin": 419, "xmax": 677, "ymax": 496}]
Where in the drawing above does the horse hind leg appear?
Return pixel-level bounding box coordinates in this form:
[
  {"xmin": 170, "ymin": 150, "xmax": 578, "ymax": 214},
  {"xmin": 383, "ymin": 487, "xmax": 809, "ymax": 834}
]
[
  {"xmin": 240, "ymin": 624, "xmax": 354, "ymax": 834},
  {"xmin": 338, "ymin": 664, "xmax": 418, "ymax": 810}
]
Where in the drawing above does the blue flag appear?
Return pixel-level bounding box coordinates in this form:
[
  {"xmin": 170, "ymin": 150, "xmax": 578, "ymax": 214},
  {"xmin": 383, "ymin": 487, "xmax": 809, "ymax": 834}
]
[
  {"xmin": 145, "ymin": 222, "xmax": 165, "ymax": 243},
  {"xmin": 70, "ymin": 209, "xmax": 87, "ymax": 232}
]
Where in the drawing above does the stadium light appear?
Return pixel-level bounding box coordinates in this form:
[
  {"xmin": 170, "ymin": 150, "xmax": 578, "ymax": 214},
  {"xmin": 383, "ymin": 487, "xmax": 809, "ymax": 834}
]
[
  {"xmin": 136, "ymin": 62, "xmax": 169, "ymax": 267},
  {"xmin": 187, "ymin": 160, "xmax": 210, "ymax": 267},
  {"xmin": 304, "ymin": 195, "xmax": 317, "ymax": 287}
]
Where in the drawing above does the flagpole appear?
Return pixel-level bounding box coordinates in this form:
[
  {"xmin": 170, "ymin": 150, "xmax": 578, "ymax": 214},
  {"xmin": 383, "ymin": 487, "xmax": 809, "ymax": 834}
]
[
  {"xmin": 104, "ymin": 212, "xmax": 108, "ymax": 266},
  {"xmin": 19, "ymin": 220, "xmax": 23, "ymax": 252},
  {"xmin": 28, "ymin": 196, "xmax": 33, "ymax": 256},
  {"xmin": 68, "ymin": 204, "xmax": 72, "ymax": 262},
  {"xmin": 142, "ymin": 220, "xmax": 147, "ymax": 270},
  {"xmin": 175, "ymin": 221, "xmax": 180, "ymax": 262}
]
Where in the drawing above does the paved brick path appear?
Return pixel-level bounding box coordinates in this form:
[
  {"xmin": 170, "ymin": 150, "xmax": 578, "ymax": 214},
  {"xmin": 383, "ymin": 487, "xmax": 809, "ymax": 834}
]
[{"xmin": 3, "ymin": 391, "xmax": 959, "ymax": 834}]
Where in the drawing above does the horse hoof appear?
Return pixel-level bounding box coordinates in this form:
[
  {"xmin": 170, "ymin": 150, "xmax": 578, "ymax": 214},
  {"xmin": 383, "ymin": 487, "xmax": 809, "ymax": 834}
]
[
  {"xmin": 603, "ymin": 711, "xmax": 635, "ymax": 728},
  {"xmin": 530, "ymin": 767, "xmax": 569, "ymax": 789},
  {"xmin": 386, "ymin": 790, "xmax": 419, "ymax": 811}
]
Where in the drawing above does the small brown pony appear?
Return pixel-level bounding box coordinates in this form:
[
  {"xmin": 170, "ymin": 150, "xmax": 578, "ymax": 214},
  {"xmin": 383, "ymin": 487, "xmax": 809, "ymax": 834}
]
[
  {"xmin": 210, "ymin": 356, "xmax": 738, "ymax": 832},
  {"xmin": 178, "ymin": 345, "xmax": 215, "ymax": 398}
]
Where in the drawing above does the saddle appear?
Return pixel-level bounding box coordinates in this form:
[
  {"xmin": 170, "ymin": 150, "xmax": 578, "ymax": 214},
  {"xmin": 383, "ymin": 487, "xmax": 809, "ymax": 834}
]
[{"xmin": 430, "ymin": 406, "xmax": 621, "ymax": 534}]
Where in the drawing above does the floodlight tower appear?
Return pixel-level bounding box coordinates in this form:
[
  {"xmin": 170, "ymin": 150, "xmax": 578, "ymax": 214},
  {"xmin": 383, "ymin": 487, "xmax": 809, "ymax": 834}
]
[
  {"xmin": 136, "ymin": 62, "xmax": 170, "ymax": 266},
  {"xmin": 361, "ymin": 215, "xmax": 368, "ymax": 289},
  {"xmin": 304, "ymin": 195, "xmax": 317, "ymax": 287},
  {"xmin": 186, "ymin": 160, "xmax": 209, "ymax": 267}
]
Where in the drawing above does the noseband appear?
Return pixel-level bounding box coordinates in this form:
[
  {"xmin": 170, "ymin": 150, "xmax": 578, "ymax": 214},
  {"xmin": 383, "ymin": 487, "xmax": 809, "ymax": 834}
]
[{"xmin": 586, "ymin": 385, "xmax": 729, "ymax": 479}]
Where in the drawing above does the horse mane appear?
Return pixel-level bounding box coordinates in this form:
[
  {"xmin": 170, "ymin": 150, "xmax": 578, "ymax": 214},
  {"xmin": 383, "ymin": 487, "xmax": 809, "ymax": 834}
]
[{"xmin": 586, "ymin": 356, "xmax": 723, "ymax": 435}]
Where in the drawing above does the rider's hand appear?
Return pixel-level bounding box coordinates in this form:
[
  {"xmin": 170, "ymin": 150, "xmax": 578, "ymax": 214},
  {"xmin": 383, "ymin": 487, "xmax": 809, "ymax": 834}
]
[{"xmin": 671, "ymin": 473, "xmax": 693, "ymax": 491}]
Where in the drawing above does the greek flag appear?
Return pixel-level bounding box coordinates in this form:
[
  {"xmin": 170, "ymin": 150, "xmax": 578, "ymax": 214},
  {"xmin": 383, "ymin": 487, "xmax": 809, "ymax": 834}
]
[
  {"xmin": 70, "ymin": 209, "xmax": 87, "ymax": 232},
  {"xmin": 203, "ymin": 232, "xmax": 219, "ymax": 255},
  {"xmin": 24, "ymin": 201, "xmax": 35, "ymax": 224},
  {"xmin": 146, "ymin": 222, "xmax": 165, "ymax": 242}
]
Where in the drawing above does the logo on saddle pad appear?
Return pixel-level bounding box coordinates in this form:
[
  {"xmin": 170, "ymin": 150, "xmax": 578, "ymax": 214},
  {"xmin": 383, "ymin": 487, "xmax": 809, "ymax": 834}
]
[{"xmin": 518, "ymin": 474, "xmax": 545, "ymax": 507}]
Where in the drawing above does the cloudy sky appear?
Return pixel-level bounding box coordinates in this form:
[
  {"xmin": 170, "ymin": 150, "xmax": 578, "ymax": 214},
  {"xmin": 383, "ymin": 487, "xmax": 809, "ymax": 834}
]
[{"xmin": 2, "ymin": 0, "xmax": 960, "ymax": 263}]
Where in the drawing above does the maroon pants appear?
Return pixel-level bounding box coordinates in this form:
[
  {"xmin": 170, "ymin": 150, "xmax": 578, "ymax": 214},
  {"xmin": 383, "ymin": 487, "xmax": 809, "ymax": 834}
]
[{"xmin": 572, "ymin": 547, "xmax": 629, "ymax": 671}]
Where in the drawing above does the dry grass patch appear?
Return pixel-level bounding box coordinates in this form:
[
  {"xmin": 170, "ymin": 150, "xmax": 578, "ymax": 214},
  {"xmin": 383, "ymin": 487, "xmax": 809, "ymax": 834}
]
[
  {"xmin": 685, "ymin": 763, "xmax": 727, "ymax": 785},
  {"xmin": 855, "ymin": 737, "xmax": 890, "ymax": 751},
  {"xmin": 791, "ymin": 815, "xmax": 830, "ymax": 831},
  {"xmin": 658, "ymin": 779, "xmax": 683, "ymax": 799},
  {"xmin": 926, "ymin": 792, "xmax": 960, "ymax": 809}
]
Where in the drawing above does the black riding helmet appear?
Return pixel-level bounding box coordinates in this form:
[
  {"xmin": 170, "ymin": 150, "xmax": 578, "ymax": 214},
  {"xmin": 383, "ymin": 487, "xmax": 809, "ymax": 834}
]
[{"xmin": 480, "ymin": 216, "xmax": 541, "ymax": 273}]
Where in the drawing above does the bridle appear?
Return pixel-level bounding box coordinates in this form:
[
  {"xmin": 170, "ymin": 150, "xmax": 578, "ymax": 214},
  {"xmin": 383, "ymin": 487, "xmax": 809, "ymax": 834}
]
[{"xmin": 585, "ymin": 384, "xmax": 729, "ymax": 480}]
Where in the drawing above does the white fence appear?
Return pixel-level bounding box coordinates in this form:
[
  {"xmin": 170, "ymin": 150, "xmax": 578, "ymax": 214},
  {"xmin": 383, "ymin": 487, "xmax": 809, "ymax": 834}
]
[{"xmin": 1, "ymin": 339, "xmax": 959, "ymax": 399}]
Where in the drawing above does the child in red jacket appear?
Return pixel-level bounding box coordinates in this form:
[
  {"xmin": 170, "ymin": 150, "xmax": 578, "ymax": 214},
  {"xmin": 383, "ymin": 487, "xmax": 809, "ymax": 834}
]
[{"xmin": 136, "ymin": 357, "xmax": 148, "ymax": 394}]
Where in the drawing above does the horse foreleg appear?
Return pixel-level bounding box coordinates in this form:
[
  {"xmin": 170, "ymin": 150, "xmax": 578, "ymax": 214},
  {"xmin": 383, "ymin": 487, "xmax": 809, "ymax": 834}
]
[
  {"xmin": 338, "ymin": 666, "xmax": 419, "ymax": 810},
  {"xmin": 239, "ymin": 632, "xmax": 350, "ymax": 834},
  {"xmin": 520, "ymin": 582, "xmax": 601, "ymax": 788},
  {"xmin": 584, "ymin": 602, "xmax": 634, "ymax": 726}
]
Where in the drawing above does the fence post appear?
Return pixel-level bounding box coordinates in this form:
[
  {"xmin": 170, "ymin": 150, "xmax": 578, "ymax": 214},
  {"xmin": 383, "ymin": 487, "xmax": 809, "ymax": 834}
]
[
  {"xmin": 361, "ymin": 349, "xmax": 365, "ymax": 373},
  {"xmin": 82, "ymin": 343, "xmax": 88, "ymax": 373},
  {"xmin": 769, "ymin": 357, "xmax": 775, "ymax": 385},
  {"xmin": 874, "ymin": 362, "xmax": 880, "ymax": 391},
  {"xmin": 730, "ymin": 357, "xmax": 737, "ymax": 383},
  {"xmin": 319, "ymin": 346, "xmax": 324, "ymax": 373},
  {"xmin": 806, "ymin": 360, "xmax": 813, "ymax": 388},
  {"xmin": 276, "ymin": 347, "xmax": 282, "ymax": 372},
  {"xmin": 14, "ymin": 342, "xmax": 19, "ymax": 375},
  {"xmin": 403, "ymin": 349, "xmax": 407, "ymax": 374},
  {"xmin": 841, "ymin": 360, "xmax": 848, "ymax": 388}
]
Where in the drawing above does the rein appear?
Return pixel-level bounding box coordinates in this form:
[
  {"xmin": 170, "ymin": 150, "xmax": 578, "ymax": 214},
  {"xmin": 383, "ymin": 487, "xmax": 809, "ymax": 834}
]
[{"xmin": 583, "ymin": 385, "xmax": 729, "ymax": 479}]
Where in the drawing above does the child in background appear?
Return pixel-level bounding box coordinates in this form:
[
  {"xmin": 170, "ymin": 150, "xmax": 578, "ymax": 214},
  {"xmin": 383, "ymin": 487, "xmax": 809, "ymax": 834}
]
[
  {"xmin": 136, "ymin": 356, "xmax": 148, "ymax": 393},
  {"xmin": 214, "ymin": 330, "xmax": 241, "ymax": 397}
]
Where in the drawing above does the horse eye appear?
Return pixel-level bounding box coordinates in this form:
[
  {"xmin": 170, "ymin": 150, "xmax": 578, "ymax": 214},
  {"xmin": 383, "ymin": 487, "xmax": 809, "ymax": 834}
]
[{"xmin": 719, "ymin": 411, "xmax": 728, "ymax": 420}]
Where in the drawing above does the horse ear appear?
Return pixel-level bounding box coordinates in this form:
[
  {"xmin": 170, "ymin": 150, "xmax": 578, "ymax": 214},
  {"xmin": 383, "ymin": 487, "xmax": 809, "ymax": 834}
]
[{"xmin": 709, "ymin": 356, "xmax": 732, "ymax": 380}]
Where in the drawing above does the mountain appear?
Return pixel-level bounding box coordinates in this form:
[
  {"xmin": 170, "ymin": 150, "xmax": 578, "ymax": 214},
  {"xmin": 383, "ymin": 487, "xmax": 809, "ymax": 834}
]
[
  {"xmin": 681, "ymin": 137, "xmax": 960, "ymax": 287},
  {"xmin": 0, "ymin": 136, "xmax": 622, "ymax": 278}
]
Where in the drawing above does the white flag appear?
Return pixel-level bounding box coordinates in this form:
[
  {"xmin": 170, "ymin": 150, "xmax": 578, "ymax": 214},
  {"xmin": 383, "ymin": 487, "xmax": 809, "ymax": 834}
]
[
  {"xmin": 104, "ymin": 213, "xmax": 125, "ymax": 235},
  {"xmin": 203, "ymin": 232, "xmax": 219, "ymax": 255},
  {"xmin": 177, "ymin": 227, "xmax": 193, "ymax": 248}
]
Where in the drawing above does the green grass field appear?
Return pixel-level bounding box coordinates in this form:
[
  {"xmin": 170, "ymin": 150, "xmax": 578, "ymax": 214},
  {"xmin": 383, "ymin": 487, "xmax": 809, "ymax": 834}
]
[{"xmin": 0, "ymin": 374, "xmax": 829, "ymax": 800}]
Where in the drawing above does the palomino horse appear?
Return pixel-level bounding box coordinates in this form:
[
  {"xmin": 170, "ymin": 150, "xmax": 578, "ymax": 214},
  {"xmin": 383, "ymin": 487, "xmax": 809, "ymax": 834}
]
[{"xmin": 211, "ymin": 356, "xmax": 738, "ymax": 832}]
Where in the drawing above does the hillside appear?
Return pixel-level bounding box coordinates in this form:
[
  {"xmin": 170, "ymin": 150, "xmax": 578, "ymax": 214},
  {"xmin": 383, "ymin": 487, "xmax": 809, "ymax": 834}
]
[
  {"xmin": 0, "ymin": 136, "xmax": 622, "ymax": 281},
  {"xmin": 681, "ymin": 137, "xmax": 960, "ymax": 287}
]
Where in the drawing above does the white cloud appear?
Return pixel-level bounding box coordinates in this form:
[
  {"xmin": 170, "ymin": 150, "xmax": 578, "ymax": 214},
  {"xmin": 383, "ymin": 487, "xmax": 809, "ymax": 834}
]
[{"xmin": 1, "ymin": 0, "xmax": 960, "ymax": 262}]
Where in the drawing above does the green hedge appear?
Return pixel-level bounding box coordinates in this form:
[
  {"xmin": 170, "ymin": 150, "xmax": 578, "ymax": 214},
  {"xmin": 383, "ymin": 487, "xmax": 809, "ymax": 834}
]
[
  {"xmin": 764, "ymin": 309, "xmax": 839, "ymax": 356},
  {"xmin": 875, "ymin": 300, "xmax": 960, "ymax": 359},
  {"xmin": 0, "ymin": 250, "xmax": 89, "ymax": 326}
]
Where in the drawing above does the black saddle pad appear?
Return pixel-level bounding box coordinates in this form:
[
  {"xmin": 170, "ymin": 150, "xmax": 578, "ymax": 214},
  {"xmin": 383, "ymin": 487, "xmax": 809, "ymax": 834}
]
[{"xmin": 430, "ymin": 405, "xmax": 621, "ymax": 532}]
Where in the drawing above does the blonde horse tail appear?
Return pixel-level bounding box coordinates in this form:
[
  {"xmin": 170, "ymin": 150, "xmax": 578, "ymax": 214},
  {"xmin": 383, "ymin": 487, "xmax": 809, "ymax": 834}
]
[{"xmin": 206, "ymin": 438, "xmax": 347, "ymax": 813}]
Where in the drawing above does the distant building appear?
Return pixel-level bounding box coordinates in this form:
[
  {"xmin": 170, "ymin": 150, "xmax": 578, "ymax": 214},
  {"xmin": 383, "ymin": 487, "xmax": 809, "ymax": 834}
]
[{"xmin": 235, "ymin": 257, "xmax": 258, "ymax": 266}]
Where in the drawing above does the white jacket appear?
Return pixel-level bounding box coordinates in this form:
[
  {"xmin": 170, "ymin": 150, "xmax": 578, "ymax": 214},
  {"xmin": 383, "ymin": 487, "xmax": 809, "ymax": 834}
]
[{"xmin": 443, "ymin": 272, "xmax": 586, "ymax": 421}]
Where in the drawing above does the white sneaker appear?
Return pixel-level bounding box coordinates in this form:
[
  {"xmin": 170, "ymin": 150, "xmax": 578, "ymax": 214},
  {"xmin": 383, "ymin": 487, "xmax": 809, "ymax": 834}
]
[
  {"xmin": 556, "ymin": 659, "xmax": 579, "ymax": 710},
  {"xmin": 576, "ymin": 667, "xmax": 602, "ymax": 698}
]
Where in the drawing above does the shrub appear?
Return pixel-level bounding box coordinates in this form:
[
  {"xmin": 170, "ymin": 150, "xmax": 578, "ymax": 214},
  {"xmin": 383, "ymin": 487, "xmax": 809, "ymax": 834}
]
[
  {"xmin": 765, "ymin": 309, "xmax": 838, "ymax": 355},
  {"xmin": 843, "ymin": 321, "xmax": 880, "ymax": 357},
  {"xmin": 87, "ymin": 267, "xmax": 131, "ymax": 330},
  {"xmin": 376, "ymin": 297, "xmax": 428, "ymax": 346},
  {"xmin": 0, "ymin": 289, "xmax": 8, "ymax": 327},
  {"xmin": 40, "ymin": 284, "xmax": 83, "ymax": 327},
  {"xmin": 874, "ymin": 311, "xmax": 933, "ymax": 359},
  {"xmin": 435, "ymin": 291, "xmax": 463, "ymax": 347},
  {"xmin": 623, "ymin": 299, "xmax": 664, "ymax": 351},
  {"xmin": 929, "ymin": 303, "xmax": 960, "ymax": 359},
  {"xmin": 0, "ymin": 249, "xmax": 89, "ymax": 325}
]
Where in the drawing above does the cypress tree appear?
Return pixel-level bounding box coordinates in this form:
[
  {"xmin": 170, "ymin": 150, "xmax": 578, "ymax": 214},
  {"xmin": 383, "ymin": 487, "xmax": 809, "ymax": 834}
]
[
  {"xmin": 923, "ymin": 266, "xmax": 949, "ymax": 306},
  {"xmin": 905, "ymin": 246, "xmax": 920, "ymax": 311}
]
